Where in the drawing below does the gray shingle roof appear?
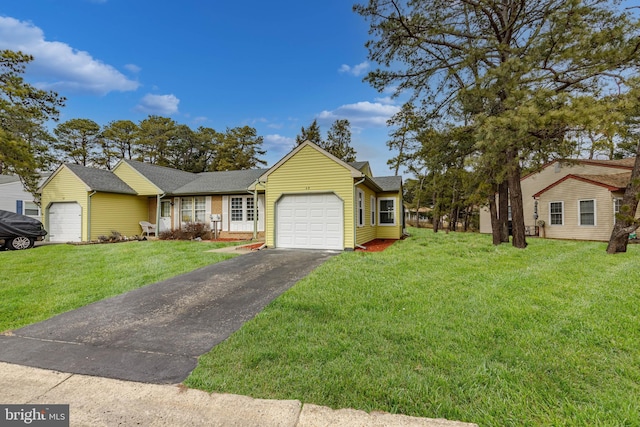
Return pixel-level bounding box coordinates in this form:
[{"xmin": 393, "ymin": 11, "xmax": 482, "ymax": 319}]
[
  {"xmin": 349, "ymin": 161, "xmax": 369, "ymax": 172},
  {"xmin": 173, "ymin": 169, "xmax": 268, "ymax": 195},
  {"xmin": 372, "ymin": 176, "xmax": 402, "ymax": 192},
  {"xmin": 65, "ymin": 164, "xmax": 137, "ymax": 194},
  {"xmin": 0, "ymin": 175, "xmax": 21, "ymax": 185},
  {"xmin": 122, "ymin": 160, "xmax": 197, "ymax": 193}
]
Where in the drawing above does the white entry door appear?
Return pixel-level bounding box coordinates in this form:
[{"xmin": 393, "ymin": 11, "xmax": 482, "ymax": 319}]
[
  {"xmin": 276, "ymin": 194, "xmax": 343, "ymax": 250},
  {"xmin": 159, "ymin": 200, "xmax": 171, "ymax": 232},
  {"xmin": 48, "ymin": 202, "xmax": 82, "ymax": 242}
]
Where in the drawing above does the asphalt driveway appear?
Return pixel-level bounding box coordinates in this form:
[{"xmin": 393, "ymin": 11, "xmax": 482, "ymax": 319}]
[{"xmin": 0, "ymin": 249, "xmax": 337, "ymax": 384}]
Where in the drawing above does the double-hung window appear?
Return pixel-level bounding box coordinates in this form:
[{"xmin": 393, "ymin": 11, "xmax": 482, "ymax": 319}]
[
  {"xmin": 24, "ymin": 201, "xmax": 40, "ymax": 216},
  {"xmin": 357, "ymin": 189, "xmax": 364, "ymax": 227},
  {"xmin": 370, "ymin": 196, "xmax": 376, "ymax": 226},
  {"xmin": 378, "ymin": 198, "xmax": 396, "ymax": 226},
  {"xmin": 549, "ymin": 201, "xmax": 563, "ymax": 225},
  {"xmin": 246, "ymin": 197, "xmax": 255, "ymax": 222},
  {"xmin": 231, "ymin": 197, "xmax": 244, "ymax": 221},
  {"xmin": 181, "ymin": 197, "xmax": 206, "ymax": 223},
  {"xmin": 231, "ymin": 196, "xmax": 257, "ymax": 222},
  {"xmin": 579, "ymin": 199, "xmax": 595, "ymax": 226}
]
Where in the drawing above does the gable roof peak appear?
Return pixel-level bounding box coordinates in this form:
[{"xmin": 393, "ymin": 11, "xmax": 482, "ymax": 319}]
[{"xmin": 259, "ymin": 140, "xmax": 364, "ymax": 181}]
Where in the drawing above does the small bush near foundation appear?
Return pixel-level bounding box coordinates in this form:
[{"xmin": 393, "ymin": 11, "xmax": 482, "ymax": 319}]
[{"xmin": 159, "ymin": 222, "xmax": 212, "ymax": 240}]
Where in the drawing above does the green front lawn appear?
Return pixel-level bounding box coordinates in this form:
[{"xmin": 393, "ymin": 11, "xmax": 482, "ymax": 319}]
[
  {"xmin": 0, "ymin": 240, "xmax": 239, "ymax": 332},
  {"xmin": 185, "ymin": 229, "xmax": 640, "ymax": 426}
]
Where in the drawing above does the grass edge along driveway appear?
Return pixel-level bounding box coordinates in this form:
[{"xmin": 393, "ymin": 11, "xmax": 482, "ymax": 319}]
[
  {"xmin": 0, "ymin": 240, "xmax": 240, "ymax": 332},
  {"xmin": 186, "ymin": 229, "xmax": 640, "ymax": 427}
]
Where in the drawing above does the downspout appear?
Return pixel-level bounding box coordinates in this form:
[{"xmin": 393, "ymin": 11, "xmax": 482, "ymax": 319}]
[
  {"xmin": 247, "ymin": 181, "xmax": 265, "ymax": 241},
  {"xmin": 353, "ymin": 177, "xmax": 367, "ymax": 250},
  {"xmin": 87, "ymin": 191, "xmax": 97, "ymax": 241}
]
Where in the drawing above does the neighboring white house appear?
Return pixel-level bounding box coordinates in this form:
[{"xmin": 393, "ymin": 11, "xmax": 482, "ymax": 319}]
[
  {"xmin": 0, "ymin": 175, "xmax": 49, "ymax": 220},
  {"xmin": 479, "ymin": 158, "xmax": 637, "ymax": 241}
]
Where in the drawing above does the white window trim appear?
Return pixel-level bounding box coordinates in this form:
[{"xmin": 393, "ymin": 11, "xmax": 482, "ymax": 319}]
[
  {"xmin": 378, "ymin": 197, "xmax": 396, "ymax": 226},
  {"xmin": 370, "ymin": 195, "xmax": 376, "ymax": 226},
  {"xmin": 549, "ymin": 201, "xmax": 564, "ymax": 226},
  {"xmin": 180, "ymin": 196, "xmax": 207, "ymax": 224},
  {"xmin": 357, "ymin": 189, "xmax": 365, "ymax": 227},
  {"xmin": 578, "ymin": 199, "xmax": 596, "ymax": 226},
  {"xmin": 22, "ymin": 201, "xmax": 41, "ymax": 217}
]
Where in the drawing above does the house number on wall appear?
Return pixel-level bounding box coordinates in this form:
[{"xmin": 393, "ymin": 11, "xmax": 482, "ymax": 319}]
[{"xmin": 305, "ymin": 186, "xmax": 311, "ymax": 190}]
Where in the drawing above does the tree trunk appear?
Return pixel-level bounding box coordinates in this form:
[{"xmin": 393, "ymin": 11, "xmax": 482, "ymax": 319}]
[
  {"xmin": 463, "ymin": 206, "xmax": 471, "ymax": 231},
  {"xmin": 507, "ymin": 150, "xmax": 527, "ymax": 249},
  {"xmin": 498, "ymin": 180, "xmax": 510, "ymax": 243},
  {"xmin": 489, "ymin": 193, "xmax": 502, "ymax": 245},
  {"xmin": 449, "ymin": 206, "xmax": 459, "ymax": 232},
  {"xmin": 607, "ymin": 143, "xmax": 640, "ymax": 253}
]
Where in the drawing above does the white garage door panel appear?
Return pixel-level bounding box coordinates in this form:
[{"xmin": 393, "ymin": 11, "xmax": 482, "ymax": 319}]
[
  {"xmin": 276, "ymin": 194, "xmax": 343, "ymax": 250},
  {"xmin": 49, "ymin": 202, "xmax": 82, "ymax": 242}
]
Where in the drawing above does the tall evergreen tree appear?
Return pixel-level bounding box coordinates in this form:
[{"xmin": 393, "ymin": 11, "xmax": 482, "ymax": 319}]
[
  {"xmin": 356, "ymin": 0, "xmax": 640, "ymax": 248},
  {"xmin": 295, "ymin": 119, "xmax": 322, "ymax": 146},
  {"xmin": 325, "ymin": 119, "xmax": 357, "ymax": 162},
  {"xmin": 101, "ymin": 120, "xmax": 139, "ymax": 161},
  {"xmin": 53, "ymin": 118, "xmax": 101, "ymax": 167},
  {"xmin": 211, "ymin": 126, "xmax": 266, "ymax": 171},
  {"xmin": 0, "ymin": 50, "xmax": 65, "ymax": 198},
  {"xmin": 136, "ymin": 115, "xmax": 177, "ymax": 165}
]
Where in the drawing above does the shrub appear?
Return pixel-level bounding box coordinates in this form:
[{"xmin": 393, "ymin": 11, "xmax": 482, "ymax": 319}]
[{"xmin": 159, "ymin": 222, "xmax": 211, "ymax": 240}]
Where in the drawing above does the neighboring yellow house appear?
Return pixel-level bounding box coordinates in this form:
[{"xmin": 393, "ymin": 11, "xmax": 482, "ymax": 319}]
[
  {"xmin": 39, "ymin": 164, "xmax": 147, "ymax": 242},
  {"xmin": 39, "ymin": 141, "xmax": 404, "ymax": 249},
  {"xmin": 479, "ymin": 158, "xmax": 638, "ymax": 241}
]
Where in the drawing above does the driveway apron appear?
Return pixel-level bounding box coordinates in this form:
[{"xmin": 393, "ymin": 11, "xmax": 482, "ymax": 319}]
[{"xmin": 0, "ymin": 249, "xmax": 337, "ymax": 384}]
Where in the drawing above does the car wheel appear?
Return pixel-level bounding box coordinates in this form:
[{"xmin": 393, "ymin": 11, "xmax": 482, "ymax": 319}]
[{"xmin": 6, "ymin": 236, "xmax": 35, "ymax": 250}]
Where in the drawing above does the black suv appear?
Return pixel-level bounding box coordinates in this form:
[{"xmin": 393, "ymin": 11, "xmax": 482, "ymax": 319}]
[{"xmin": 0, "ymin": 209, "xmax": 48, "ymax": 250}]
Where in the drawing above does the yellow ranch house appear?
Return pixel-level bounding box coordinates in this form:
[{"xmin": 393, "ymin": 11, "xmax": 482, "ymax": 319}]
[{"xmin": 39, "ymin": 141, "xmax": 404, "ymax": 250}]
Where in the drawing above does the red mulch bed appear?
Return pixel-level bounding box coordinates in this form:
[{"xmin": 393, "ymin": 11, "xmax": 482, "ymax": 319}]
[{"xmin": 355, "ymin": 239, "xmax": 398, "ymax": 252}]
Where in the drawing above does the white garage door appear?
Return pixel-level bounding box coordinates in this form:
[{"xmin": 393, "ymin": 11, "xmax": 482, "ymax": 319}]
[
  {"xmin": 49, "ymin": 202, "xmax": 82, "ymax": 242},
  {"xmin": 276, "ymin": 194, "xmax": 343, "ymax": 250}
]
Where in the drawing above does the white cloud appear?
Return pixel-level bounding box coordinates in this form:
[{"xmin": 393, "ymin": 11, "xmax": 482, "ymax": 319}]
[
  {"xmin": 124, "ymin": 63, "xmax": 141, "ymax": 74},
  {"xmin": 0, "ymin": 16, "xmax": 139, "ymax": 95},
  {"xmin": 191, "ymin": 116, "xmax": 209, "ymax": 124},
  {"xmin": 135, "ymin": 94, "xmax": 180, "ymax": 115},
  {"xmin": 317, "ymin": 101, "xmax": 400, "ymax": 127},
  {"xmin": 374, "ymin": 96, "xmax": 395, "ymax": 105},
  {"xmin": 338, "ymin": 61, "xmax": 370, "ymax": 77},
  {"xmin": 265, "ymin": 134, "xmax": 295, "ymax": 152}
]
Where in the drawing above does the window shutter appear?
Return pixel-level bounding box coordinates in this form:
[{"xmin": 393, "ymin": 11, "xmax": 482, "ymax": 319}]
[{"xmin": 16, "ymin": 200, "xmax": 23, "ymax": 214}]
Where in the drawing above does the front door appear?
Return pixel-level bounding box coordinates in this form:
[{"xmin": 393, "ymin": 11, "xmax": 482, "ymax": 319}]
[{"xmin": 159, "ymin": 200, "xmax": 172, "ymax": 232}]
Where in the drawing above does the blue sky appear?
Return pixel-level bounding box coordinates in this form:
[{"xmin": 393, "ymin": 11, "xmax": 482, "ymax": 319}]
[{"xmin": 0, "ymin": 0, "xmax": 405, "ymax": 176}]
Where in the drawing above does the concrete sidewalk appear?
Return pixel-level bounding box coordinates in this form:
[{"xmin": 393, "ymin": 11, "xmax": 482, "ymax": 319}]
[{"xmin": 1, "ymin": 362, "xmax": 477, "ymax": 427}]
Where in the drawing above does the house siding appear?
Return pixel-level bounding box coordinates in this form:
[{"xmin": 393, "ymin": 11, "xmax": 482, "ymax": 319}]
[
  {"xmin": 480, "ymin": 161, "xmax": 635, "ymax": 234},
  {"xmin": 113, "ymin": 162, "xmax": 160, "ymax": 195},
  {"xmin": 148, "ymin": 197, "xmax": 158, "ymax": 224},
  {"xmin": 375, "ymin": 191, "xmax": 403, "ymax": 240},
  {"xmin": 541, "ymin": 180, "xmax": 614, "ymax": 241},
  {"xmin": 41, "ymin": 166, "xmax": 90, "ymax": 241},
  {"xmin": 265, "ymin": 145, "xmax": 355, "ymax": 249},
  {"xmin": 355, "ymin": 183, "xmax": 376, "ymax": 245},
  {"xmin": 0, "ymin": 182, "xmax": 41, "ymax": 220},
  {"xmin": 90, "ymin": 193, "xmax": 149, "ymax": 240}
]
